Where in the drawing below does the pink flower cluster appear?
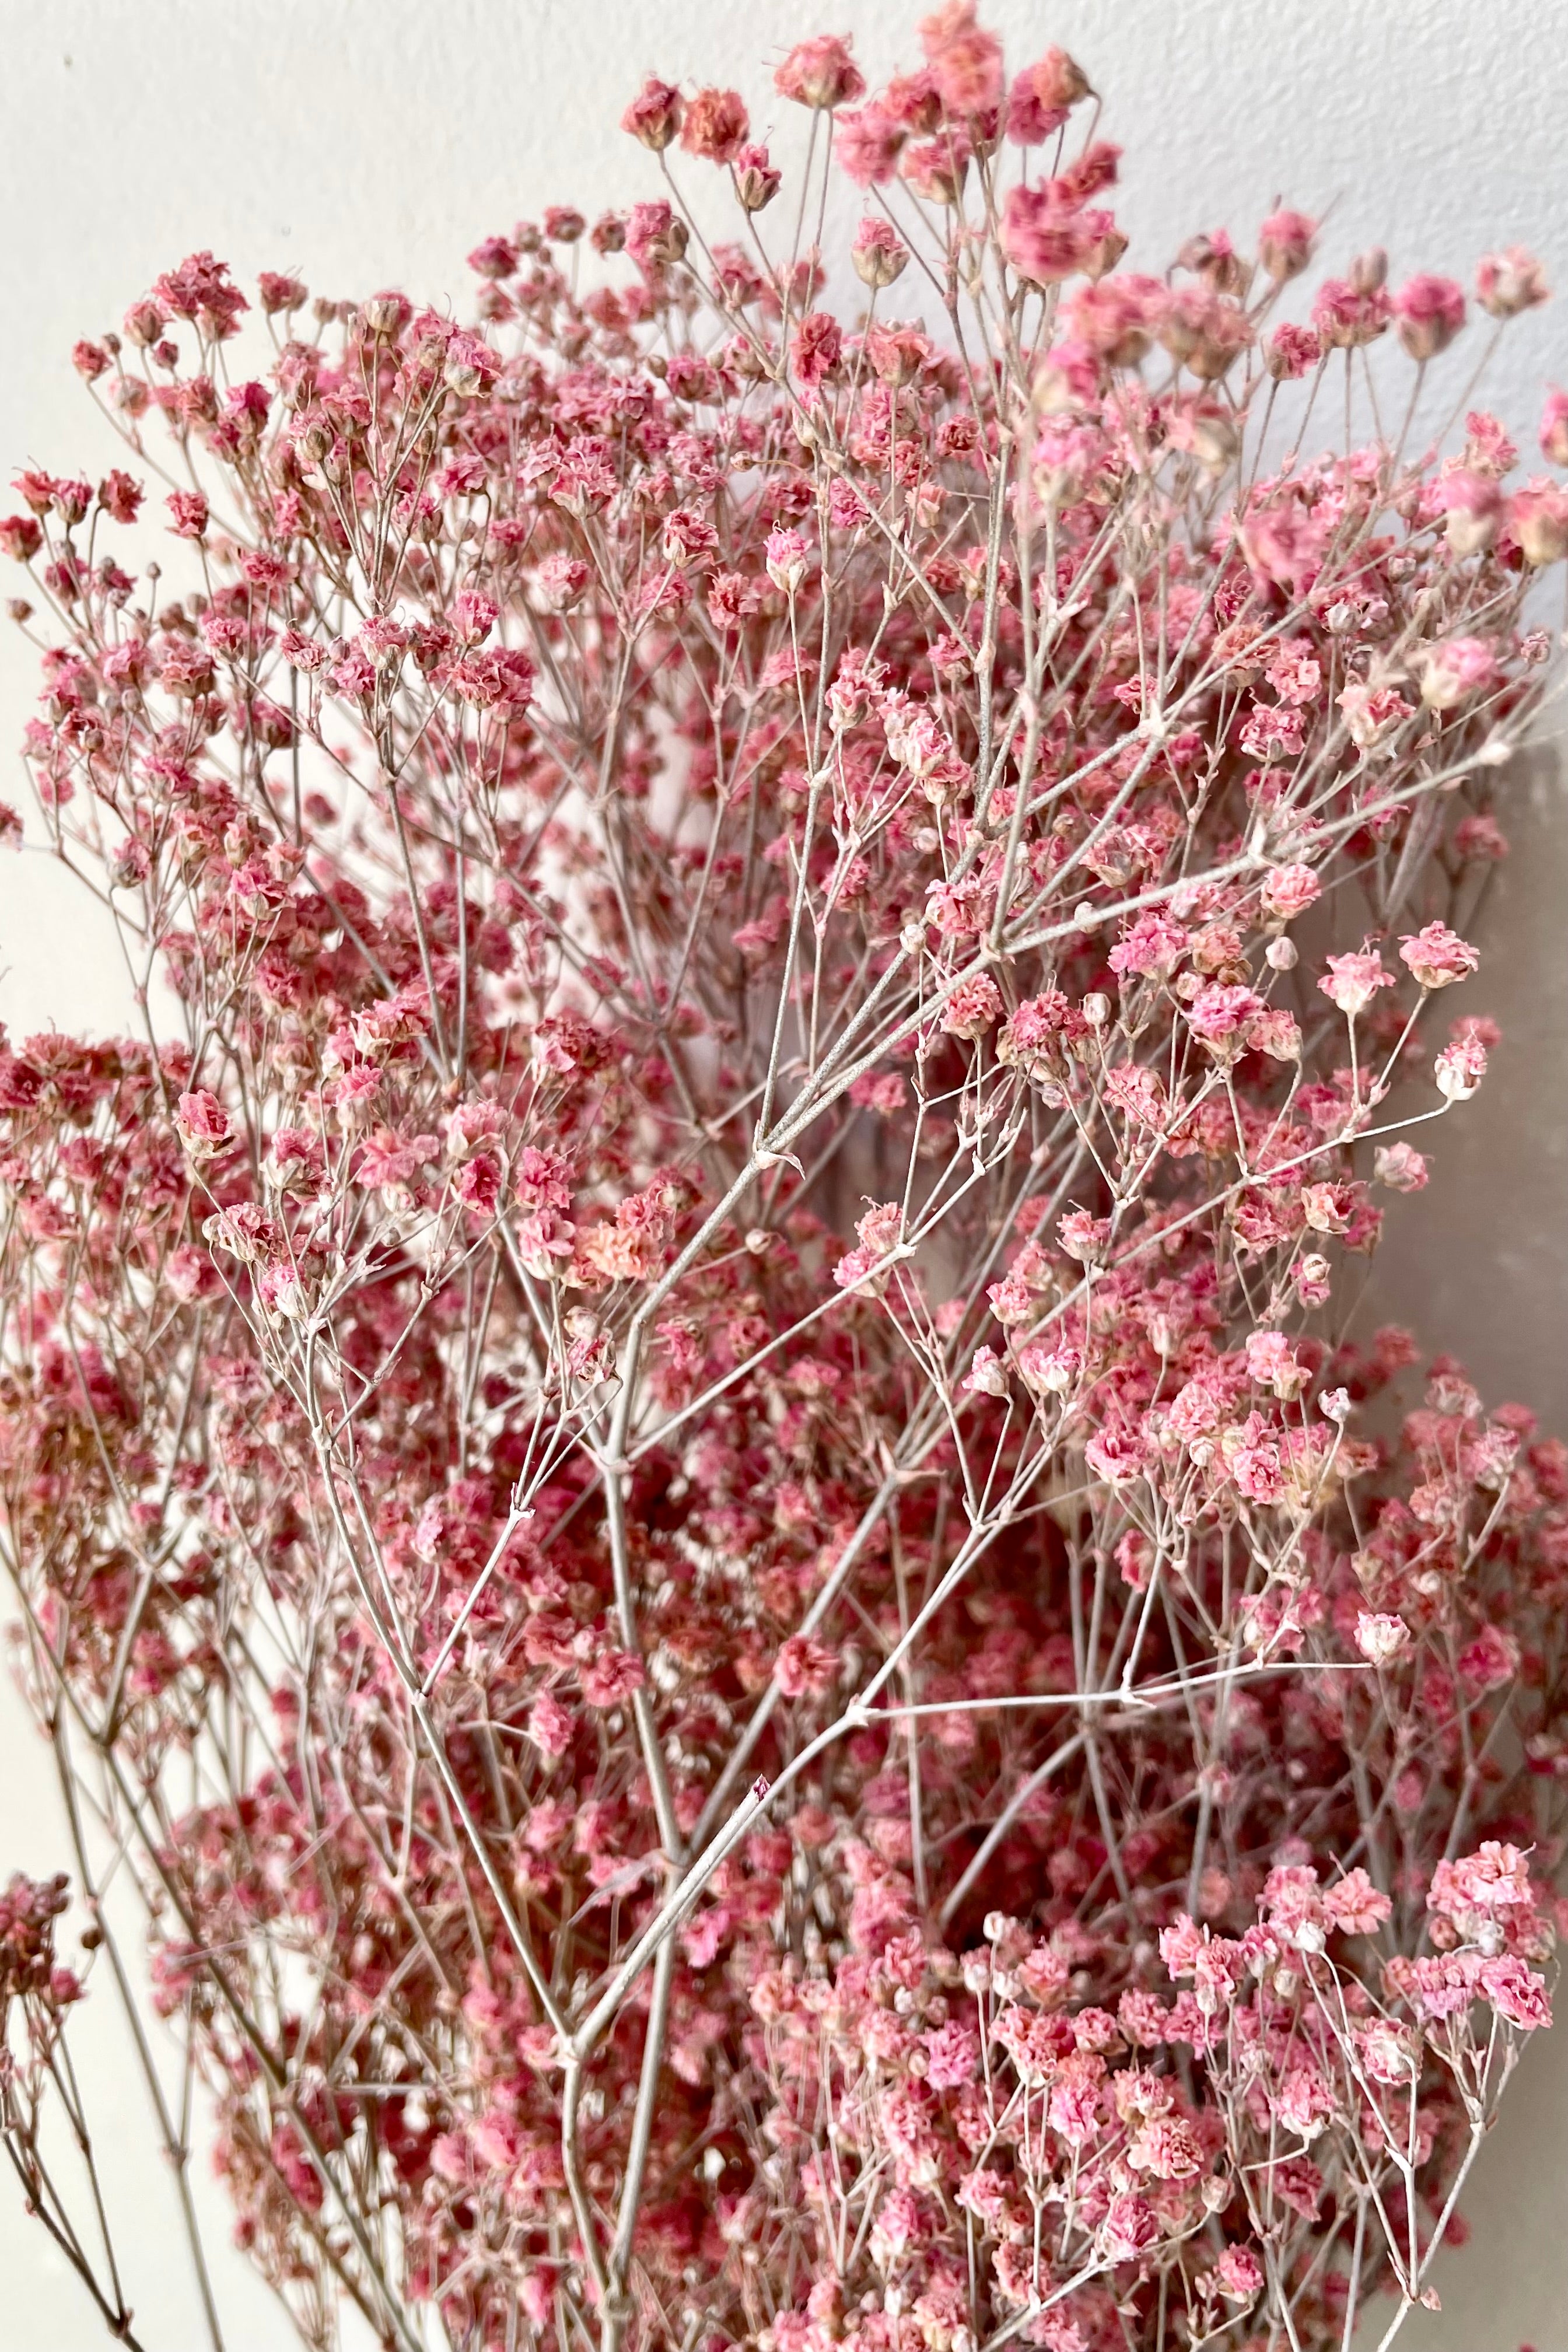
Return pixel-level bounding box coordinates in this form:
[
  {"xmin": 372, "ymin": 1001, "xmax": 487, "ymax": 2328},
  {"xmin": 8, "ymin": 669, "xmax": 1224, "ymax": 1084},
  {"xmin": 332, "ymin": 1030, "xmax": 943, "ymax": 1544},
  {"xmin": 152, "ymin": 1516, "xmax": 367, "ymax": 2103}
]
[
  {"xmin": 741, "ymin": 1856, "xmax": 1549, "ymax": 2352},
  {"xmin": 0, "ymin": 12, "xmax": 1563, "ymax": 2352}
]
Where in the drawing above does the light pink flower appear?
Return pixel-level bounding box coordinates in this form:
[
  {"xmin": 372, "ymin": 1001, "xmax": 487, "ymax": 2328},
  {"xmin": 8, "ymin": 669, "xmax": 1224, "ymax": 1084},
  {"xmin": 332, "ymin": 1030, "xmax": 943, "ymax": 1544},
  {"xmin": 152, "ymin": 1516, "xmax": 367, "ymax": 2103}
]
[
  {"xmin": 774, "ymin": 35, "xmax": 864, "ymax": 110},
  {"xmin": 918, "ymin": 0, "xmax": 1004, "ymax": 116},
  {"xmin": 1418, "ymin": 634, "xmax": 1500, "ymax": 709},
  {"xmin": 1356, "ymin": 1612, "xmax": 1412, "ymax": 1667},
  {"xmin": 1399, "ymin": 921, "xmax": 1478, "ymax": 991},
  {"xmin": 1476, "ymin": 246, "xmax": 1548, "ymax": 317},
  {"xmin": 1436, "ymin": 1032, "xmax": 1489, "ymax": 1101},
  {"xmin": 1318, "ymin": 949, "xmax": 1392, "ymax": 1019},
  {"xmin": 1391, "ymin": 273, "xmax": 1465, "ymax": 360}
]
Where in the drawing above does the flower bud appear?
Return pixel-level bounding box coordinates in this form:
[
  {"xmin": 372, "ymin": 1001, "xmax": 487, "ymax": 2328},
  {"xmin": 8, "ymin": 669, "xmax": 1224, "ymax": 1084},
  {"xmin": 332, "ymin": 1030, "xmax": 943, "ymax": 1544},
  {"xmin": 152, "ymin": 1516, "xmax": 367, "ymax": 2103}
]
[
  {"xmin": 1510, "ymin": 485, "xmax": 1568, "ymax": 566},
  {"xmin": 1185, "ymin": 404, "xmax": 1240, "ymax": 470},
  {"xmin": 362, "ymin": 293, "xmax": 410, "ymax": 341},
  {"xmin": 107, "ymin": 838, "xmax": 149, "ymax": 890},
  {"xmin": 1541, "ymin": 387, "xmax": 1568, "ymax": 468},
  {"xmin": 1476, "ymin": 246, "xmax": 1549, "ymax": 318},
  {"xmin": 1038, "ymin": 47, "xmax": 1091, "ymax": 107},
  {"xmin": 734, "ymin": 144, "xmax": 781, "ymax": 213},
  {"xmin": 621, "ymin": 78, "xmax": 684, "ymax": 152},
  {"xmin": 1258, "ymin": 208, "xmax": 1316, "ymax": 281},
  {"xmin": 123, "ymin": 298, "xmax": 166, "ymax": 348},
  {"xmin": 765, "ymin": 527, "xmax": 807, "ymax": 594},
  {"xmin": 1083, "ymin": 223, "xmax": 1129, "ymax": 281},
  {"xmin": 1440, "ymin": 468, "xmax": 1501, "ymax": 557},
  {"xmin": 1356, "ymin": 1610, "xmax": 1411, "ymax": 1665},
  {"xmin": 1435, "ymin": 1034, "xmax": 1488, "ymax": 1101},
  {"xmin": 1296, "ymin": 1252, "xmax": 1332, "ymax": 1305},
  {"xmin": 535, "ymin": 552, "xmax": 590, "ymax": 612},
  {"xmin": 176, "ymin": 1088, "xmax": 235, "ymax": 1162},
  {"xmin": 0, "ymin": 516, "xmax": 41, "ymax": 564},
  {"xmin": 964, "ymin": 1346, "xmax": 1009, "ymax": 1398},
  {"xmin": 774, "ymin": 34, "xmax": 865, "ymax": 110},
  {"xmin": 1416, "ymin": 634, "xmax": 1499, "ymax": 710},
  {"xmin": 852, "ymin": 218, "xmax": 909, "ymax": 290},
  {"xmin": 1392, "ymin": 273, "xmax": 1465, "ymax": 362}
]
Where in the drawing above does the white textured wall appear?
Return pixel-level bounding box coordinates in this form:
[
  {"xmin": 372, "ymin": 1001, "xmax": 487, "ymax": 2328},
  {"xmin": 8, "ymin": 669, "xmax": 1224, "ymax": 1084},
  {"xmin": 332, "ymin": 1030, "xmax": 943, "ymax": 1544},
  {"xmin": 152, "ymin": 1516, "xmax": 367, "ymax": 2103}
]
[{"xmin": 1, "ymin": 1, "xmax": 1566, "ymax": 2342}]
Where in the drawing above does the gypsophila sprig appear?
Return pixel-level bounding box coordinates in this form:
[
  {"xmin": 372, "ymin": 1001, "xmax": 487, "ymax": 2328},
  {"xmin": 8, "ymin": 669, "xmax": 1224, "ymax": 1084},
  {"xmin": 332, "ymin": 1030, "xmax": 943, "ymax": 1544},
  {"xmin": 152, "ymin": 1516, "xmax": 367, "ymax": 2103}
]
[{"xmin": 1, "ymin": 13, "xmax": 1566, "ymax": 2352}]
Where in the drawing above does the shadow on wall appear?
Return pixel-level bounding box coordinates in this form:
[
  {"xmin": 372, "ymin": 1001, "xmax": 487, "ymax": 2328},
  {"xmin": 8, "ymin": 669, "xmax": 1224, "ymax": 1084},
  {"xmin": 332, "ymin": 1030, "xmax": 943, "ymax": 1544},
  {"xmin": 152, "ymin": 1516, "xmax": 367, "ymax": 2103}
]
[
  {"xmin": 1371, "ymin": 740, "xmax": 1568, "ymax": 1432},
  {"xmin": 1406, "ymin": 2007, "xmax": 1568, "ymax": 2348},
  {"xmin": 1367, "ymin": 732, "xmax": 1568, "ymax": 2350}
]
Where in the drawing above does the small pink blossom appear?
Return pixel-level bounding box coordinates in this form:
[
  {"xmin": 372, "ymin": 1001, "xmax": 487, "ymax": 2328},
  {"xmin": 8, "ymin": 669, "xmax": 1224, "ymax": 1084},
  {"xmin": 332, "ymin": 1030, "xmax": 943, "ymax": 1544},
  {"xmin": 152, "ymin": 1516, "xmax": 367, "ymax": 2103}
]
[
  {"xmin": 774, "ymin": 1634, "xmax": 839, "ymax": 1698},
  {"xmin": 1432, "ymin": 1843, "xmax": 1534, "ymax": 1914},
  {"xmin": 621, "ymin": 78, "xmax": 684, "ymax": 150},
  {"xmin": 166, "ymin": 488, "xmax": 209, "ymax": 540},
  {"xmin": 1541, "ymin": 384, "xmax": 1568, "ymax": 466},
  {"xmin": 1391, "ymin": 272, "xmax": 1466, "ymax": 360},
  {"xmin": 1066, "ymin": 272, "xmax": 1169, "ymax": 365},
  {"xmin": 1000, "ymin": 186, "xmax": 1096, "ymax": 287},
  {"xmin": 1101, "ymin": 2190, "xmax": 1160, "ymax": 2262},
  {"xmin": 900, "ymin": 130, "xmax": 971, "ymax": 206},
  {"xmin": 852, "ymin": 216, "xmax": 909, "ymax": 288},
  {"xmin": 1185, "ymin": 982, "xmax": 1265, "ymax": 1055},
  {"xmin": 1479, "ymin": 1955, "xmax": 1552, "ymax": 2031},
  {"xmin": 680, "ymin": 88, "xmax": 750, "ymax": 165},
  {"xmin": 765, "ymin": 527, "xmax": 808, "ymax": 593},
  {"xmin": 1436, "ymin": 1032, "xmax": 1489, "ymax": 1101},
  {"xmin": 1058, "ymin": 1208, "xmax": 1110, "ymax": 1264},
  {"xmin": 836, "ymin": 104, "xmax": 905, "ymax": 186},
  {"xmin": 527, "ymin": 1689, "xmax": 575, "ymax": 1759},
  {"xmin": 940, "ymin": 971, "xmax": 1004, "ymax": 1037},
  {"xmin": 1418, "ymin": 634, "xmax": 1500, "ymax": 709},
  {"xmin": 1476, "ymin": 246, "xmax": 1549, "ymax": 317},
  {"xmin": 1508, "ymin": 480, "xmax": 1568, "ymax": 565},
  {"xmin": 775, "ymin": 36, "xmax": 864, "ymax": 110},
  {"xmin": 1339, "ymin": 680, "xmax": 1413, "ymax": 750},
  {"xmin": 1356, "ymin": 1612, "xmax": 1412, "ymax": 1668},
  {"xmin": 1399, "ymin": 921, "xmax": 1478, "ymax": 991},
  {"xmin": 1312, "ymin": 276, "xmax": 1390, "ymax": 348},
  {"xmin": 1215, "ymin": 2244, "xmax": 1265, "ymax": 2300},
  {"xmin": 1374, "ymin": 1140, "xmax": 1429, "ymax": 1192},
  {"xmin": 963, "ymin": 1345, "xmax": 1009, "ymax": 1397},
  {"xmin": 580, "ymin": 1648, "xmax": 646, "ymax": 1709},
  {"xmin": 175, "ymin": 1088, "xmax": 235, "ymax": 1160},
  {"xmin": 1259, "ymin": 208, "xmax": 1317, "ymax": 280},
  {"xmin": 1006, "ymin": 49, "xmax": 1090, "ymax": 144},
  {"xmin": 1457, "ymin": 1623, "xmax": 1521, "ymax": 1691},
  {"xmin": 1109, "ymin": 909, "xmax": 1188, "ymax": 976},
  {"xmin": 923, "ymin": 2018, "xmax": 980, "ymax": 2087},
  {"xmin": 1016, "ymin": 1339, "xmax": 1082, "ymax": 1394},
  {"xmin": 1086, "ymin": 1422, "xmax": 1145, "ymax": 1485},
  {"xmin": 1260, "ymin": 862, "xmax": 1321, "ymax": 921},
  {"xmin": 1246, "ymin": 1329, "xmax": 1306, "ymax": 1399},
  {"xmin": 1324, "ymin": 1866, "xmax": 1392, "ymax": 1934},
  {"xmin": 1437, "ymin": 467, "xmax": 1503, "ymax": 556},
  {"xmin": 918, "ymin": 0, "xmax": 1004, "ymax": 116},
  {"xmin": 1318, "ymin": 949, "xmax": 1392, "ymax": 1019},
  {"xmin": 1266, "ymin": 321, "xmax": 1322, "ymax": 379}
]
